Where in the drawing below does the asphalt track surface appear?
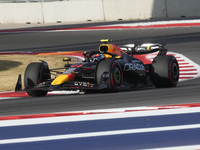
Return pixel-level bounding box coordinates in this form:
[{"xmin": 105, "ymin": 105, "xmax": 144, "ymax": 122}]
[{"xmin": 0, "ymin": 21, "xmax": 200, "ymax": 116}]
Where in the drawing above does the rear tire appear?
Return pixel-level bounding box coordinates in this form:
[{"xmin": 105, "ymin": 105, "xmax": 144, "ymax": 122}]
[
  {"xmin": 150, "ymin": 55, "xmax": 179, "ymax": 88},
  {"xmin": 24, "ymin": 62, "xmax": 50, "ymax": 97},
  {"xmin": 96, "ymin": 59, "xmax": 123, "ymax": 92}
]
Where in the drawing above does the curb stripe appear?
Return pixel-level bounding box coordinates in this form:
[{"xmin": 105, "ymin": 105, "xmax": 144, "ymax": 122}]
[
  {"xmin": 179, "ymin": 66, "xmax": 194, "ymax": 68},
  {"xmin": 180, "ymin": 69, "xmax": 197, "ymax": 71},
  {"xmin": 1, "ymin": 20, "xmax": 200, "ymax": 33},
  {"xmin": 180, "ymin": 73, "xmax": 198, "ymax": 75},
  {"xmin": 1, "ymin": 107, "xmax": 200, "ymax": 127},
  {"xmin": 1, "ymin": 103, "xmax": 200, "ymax": 121},
  {"xmin": 72, "ymin": 23, "xmax": 200, "ymax": 31}
]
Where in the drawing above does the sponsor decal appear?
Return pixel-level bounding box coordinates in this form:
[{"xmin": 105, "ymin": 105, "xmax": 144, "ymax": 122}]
[
  {"xmin": 124, "ymin": 63, "xmax": 145, "ymax": 71},
  {"xmin": 74, "ymin": 82, "xmax": 94, "ymax": 87},
  {"xmin": 63, "ymin": 68, "xmax": 76, "ymax": 74}
]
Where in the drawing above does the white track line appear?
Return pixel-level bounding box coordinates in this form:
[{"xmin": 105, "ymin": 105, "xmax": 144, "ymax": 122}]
[
  {"xmin": 1, "ymin": 123, "xmax": 200, "ymax": 145},
  {"xmin": 145, "ymin": 145, "xmax": 200, "ymax": 150},
  {"xmin": 104, "ymin": 19, "xmax": 200, "ymax": 27}
]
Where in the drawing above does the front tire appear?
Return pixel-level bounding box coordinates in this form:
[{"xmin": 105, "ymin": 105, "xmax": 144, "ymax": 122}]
[
  {"xmin": 150, "ymin": 55, "xmax": 179, "ymax": 88},
  {"xmin": 24, "ymin": 62, "xmax": 50, "ymax": 97},
  {"xmin": 96, "ymin": 59, "xmax": 123, "ymax": 92}
]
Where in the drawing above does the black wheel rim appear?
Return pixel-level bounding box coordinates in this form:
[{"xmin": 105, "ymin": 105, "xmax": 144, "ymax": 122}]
[
  {"xmin": 114, "ymin": 66, "xmax": 121, "ymax": 86},
  {"xmin": 172, "ymin": 62, "xmax": 179, "ymax": 81}
]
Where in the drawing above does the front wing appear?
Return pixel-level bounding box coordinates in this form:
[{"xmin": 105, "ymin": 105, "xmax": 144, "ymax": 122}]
[{"xmin": 15, "ymin": 74, "xmax": 107, "ymax": 92}]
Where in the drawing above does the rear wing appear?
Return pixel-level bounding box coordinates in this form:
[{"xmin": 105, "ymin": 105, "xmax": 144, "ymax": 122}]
[{"xmin": 119, "ymin": 43, "xmax": 167, "ymax": 56}]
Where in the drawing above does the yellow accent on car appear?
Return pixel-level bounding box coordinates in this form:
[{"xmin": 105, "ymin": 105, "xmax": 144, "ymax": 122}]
[
  {"xmin": 63, "ymin": 57, "xmax": 71, "ymax": 61},
  {"xmin": 99, "ymin": 44, "xmax": 112, "ymax": 52},
  {"xmin": 51, "ymin": 74, "xmax": 74, "ymax": 85},
  {"xmin": 100, "ymin": 39, "xmax": 112, "ymax": 43}
]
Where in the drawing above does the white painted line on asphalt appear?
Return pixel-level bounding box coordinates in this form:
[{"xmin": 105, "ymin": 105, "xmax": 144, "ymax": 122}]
[
  {"xmin": 1, "ymin": 123, "xmax": 200, "ymax": 145},
  {"xmin": 104, "ymin": 19, "xmax": 200, "ymax": 26},
  {"xmin": 0, "ymin": 97, "xmax": 19, "ymax": 100},
  {"xmin": 145, "ymin": 144, "xmax": 200, "ymax": 150},
  {"xmin": 0, "ymin": 107, "xmax": 200, "ymax": 127}
]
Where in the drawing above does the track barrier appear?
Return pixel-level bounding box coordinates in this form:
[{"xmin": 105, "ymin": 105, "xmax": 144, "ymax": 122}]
[{"xmin": 0, "ymin": 0, "xmax": 199, "ymax": 24}]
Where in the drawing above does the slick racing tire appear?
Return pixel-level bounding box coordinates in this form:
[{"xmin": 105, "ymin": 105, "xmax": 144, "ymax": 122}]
[
  {"xmin": 24, "ymin": 62, "xmax": 50, "ymax": 97},
  {"xmin": 96, "ymin": 59, "xmax": 123, "ymax": 92},
  {"xmin": 150, "ymin": 55, "xmax": 179, "ymax": 88}
]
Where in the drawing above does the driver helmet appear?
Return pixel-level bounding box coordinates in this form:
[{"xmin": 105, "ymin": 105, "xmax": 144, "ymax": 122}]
[{"xmin": 93, "ymin": 53, "xmax": 104, "ymax": 61}]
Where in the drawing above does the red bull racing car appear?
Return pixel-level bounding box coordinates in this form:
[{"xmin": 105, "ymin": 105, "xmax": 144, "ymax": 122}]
[{"xmin": 15, "ymin": 39, "xmax": 179, "ymax": 97}]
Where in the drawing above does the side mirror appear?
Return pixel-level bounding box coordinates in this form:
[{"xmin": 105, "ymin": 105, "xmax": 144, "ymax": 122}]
[
  {"xmin": 64, "ymin": 64, "xmax": 71, "ymax": 68},
  {"xmin": 63, "ymin": 58, "xmax": 71, "ymax": 68},
  {"xmin": 83, "ymin": 51, "xmax": 89, "ymax": 57},
  {"xmin": 63, "ymin": 58, "xmax": 71, "ymax": 62},
  {"xmin": 83, "ymin": 51, "xmax": 90, "ymax": 62}
]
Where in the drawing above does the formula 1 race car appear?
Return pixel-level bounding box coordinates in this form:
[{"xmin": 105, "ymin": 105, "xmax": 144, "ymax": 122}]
[{"xmin": 15, "ymin": 39, "xmax": 179, "ymax": 97}]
